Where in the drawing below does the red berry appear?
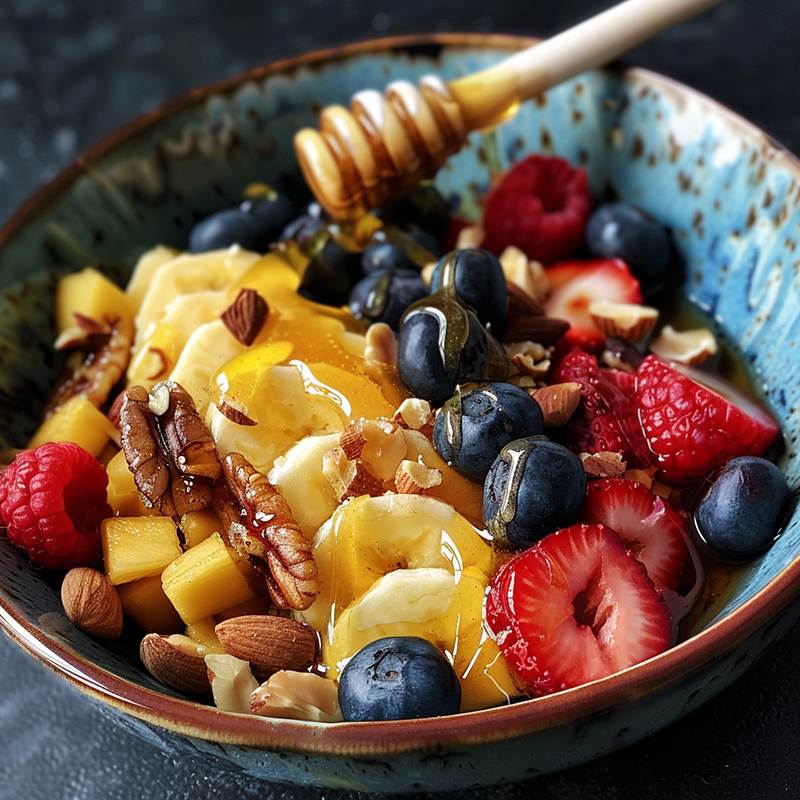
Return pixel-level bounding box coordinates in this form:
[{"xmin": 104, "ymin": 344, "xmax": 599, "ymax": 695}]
[
  {"xmin": 481, "ymin": 155, "xmax": 592, "ymax": 264},
  {"xmin": 0, "ymin": 442, "xmax": 111, "ymax": 570},
  {"xmin": 544, "ymin": 258, "xmax": 643, "ymax": 352},
  {"xmin": 635, "ymin": 355, "xmax": 781, "ymax": 485},
  {"xmin": 549, "ymin": 346, "xmax": 647, "ymax": 464},
  {"xmin": 486, "ymin": 523, "xmax": 671, "ymax": 696}
]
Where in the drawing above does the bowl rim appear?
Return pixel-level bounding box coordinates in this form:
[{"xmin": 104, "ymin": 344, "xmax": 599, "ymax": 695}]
[{"xmin": 2, "ymin": 31, "xmax": 800, "ymax": 757}]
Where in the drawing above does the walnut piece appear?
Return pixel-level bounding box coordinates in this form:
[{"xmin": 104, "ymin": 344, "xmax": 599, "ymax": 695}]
[
  {"xmin": 217, "ymin": 452, "xmax": 318, "ymax": 611},
  {"xmin": 119, "ymin": 380, "xmax": 221, "ymax": 519}
]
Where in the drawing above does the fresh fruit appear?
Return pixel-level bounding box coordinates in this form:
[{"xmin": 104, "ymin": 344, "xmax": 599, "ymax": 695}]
[
  {"xmin": 0, "ymin": 442, "xmax": 110, "ymax": 570},
  {"xmin": 188, "ymin": 192, "xmax": 300, "ymax": 253},
  {"xmin": 397, "ymin": 295, "xmax": 507, "ymax": 406},
  {"xmin": 298, "ymin": 238, "xmax": 363, "ymax": 306},
  {"xmin": 635, "ymin": 355, "xmax": 781, "ymax": 484},
  {"xmin": 28, "ymin": 395, "xmax": 119, "ymax": 458},
  {"xmin": 544, "ymin": 259, "xmax": 643, "ymax": 351},
  {"xmin": 429, "ymin": 249, "xmax": 508, "ymax": 336},
  {"xmin": 579, "ymin": 478, "xmax": 690, "ymax": 592},
  {"xmin": 55, "ymin": 267, "xmax": 134, "ymax": 333},
  {"xmin": 117, "ymin": 575, "xmax": 183, "ymax": 634},
  {"xmin": 101, "ymin": 517, "xmax": 183, "ymax": 585},
  {"xmin": 360, "ymin": 242, "xmax": 420, "ymax": 274},
  {"xmin": 585, "ymin": 202, "xmax": 674, "ymax": 295},
  {"xmin": 483, "ymin": 437, "xmax": 587, "ymax": 547},
  {"xmin": 433, "ymin": 382, "xmax": 544, "ymax": 481},
  {"xmin": 381, "ymin": 184, "xmax": 452, "ymax": 241},
  {"xmin": 348, "ymin": 268, "xmax": 428, "ymax": 330},
  {"xmin": 549, "ymin": 346, "xmax": 644, "ymax": 461},
  {"xmin": 485, "ymin": 523, "xmax": 672, "ymax": 696},
  {"xmin": 338, "ymin": 636, "xmax": 461, "ymax": 721},
  {"xmin": 693, "ymin": 456, "xmax": 789, "ymax": 562},
  {"xmin": 481, "ymin": 154, "xmax": 592, "ymax": 264}
]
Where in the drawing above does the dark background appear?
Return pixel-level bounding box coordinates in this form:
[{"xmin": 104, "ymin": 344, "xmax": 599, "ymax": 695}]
[{"xmin": 2, "ymin": 0, "xmax": 800, "ymax": 797}]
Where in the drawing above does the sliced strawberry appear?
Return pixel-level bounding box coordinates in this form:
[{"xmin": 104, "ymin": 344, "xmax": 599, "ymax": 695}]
[
  {"xmin": 544, "ymin": 259, "xmax": 643, "ymax": 352},
  {"xmin": 486, "ymin": 523, "xmax": 671, "ymax": 697},
  {"xmin": 549, "ymin": 346, "xmax": 647, "ymax": 465},
  {"xmin": 635, "ymin": 354, "xmax": 781, "ymax": 485}
]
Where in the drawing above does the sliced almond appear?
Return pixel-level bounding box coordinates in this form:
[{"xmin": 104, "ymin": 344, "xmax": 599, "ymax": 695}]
[
  {"xmin": 392, "ymin": 398, "xmax": 433, "ymax": 431},
  {"xmin": 322, "ymin": 446, "xmax": 384, "ymax": 501},
  {"xmin": 140, "ymin": 632, "xmax": 211, "ymax": 695},
  {"xmin": 206, "ymin": 652, "xmax": 259, "ymax": 713},
  {"xmin": 394, "ymin": 459, "xmax": 443, "ymax": 494},
  {"xmin": 339, "ymin": 418, "xmax": 407, "ymax": 481},
  {"xmin": 530, "ymin": 382, "xmax": 582, "ymax": 428},
  {"xmin": 588, "ymin": 300, "xmax": 659, "ymax": 343},
  {"xmin": 61, "ymin": 567, "xmax": 123, "ymax": 639},
  {"xmin": 250, "ymin": 670, "xmax": 342, "ymax": 722},
  {"xmin": 500, "ymin": 249, "xmax": 549, "ymax": 305},
  {"xmin": 215, "ymin": 615, "xmax": 318, "ymax": 682},
  {"xmin": 650, "ymin": 324, "xmax": 718, "ymax": 365},
  {"xmin": 221, "ymin": 287, "xmax": 269, "ymax": 346}
]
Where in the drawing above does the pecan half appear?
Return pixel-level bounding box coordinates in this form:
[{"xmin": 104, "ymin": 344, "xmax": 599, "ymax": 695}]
[
  {"xmin": 217, "ymin": 453, "xmax": 318, "ymax": 612},
  {"xmin": 119, "ymin": 381, "xmax": 221, "ymax": 519},
  {"xmin": 222, "ymin": 288, "xmax": 269, "ymax": 346},
  {"xmin": 45, "ymin": 316, "xmax": 134, "ymax": 416}
]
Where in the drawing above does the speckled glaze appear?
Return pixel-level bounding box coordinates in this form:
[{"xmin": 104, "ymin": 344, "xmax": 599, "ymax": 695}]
[{"xmin": 1, "ymin": 34, "xmax": 800, "ymax": 793}]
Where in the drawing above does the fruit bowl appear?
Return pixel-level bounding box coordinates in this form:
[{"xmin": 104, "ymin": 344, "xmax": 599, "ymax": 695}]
[{"xmin": 1, "ymin": 33, "xmax": 800, "ymax": 793}]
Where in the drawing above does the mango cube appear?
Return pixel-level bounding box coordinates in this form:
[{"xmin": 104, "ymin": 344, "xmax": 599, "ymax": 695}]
[
  {"xmin": 28, "ymin": 395, "xmax": 117, "ymax": 457},
  {"xmin": 106, "ymin": 449, "xmax": 156, "ymax": 518},
  {"xmin": 117, "ymin": 575, "xmax": 183, "ymax": 634},
  {"xmin": 161, "ymin": 532, "xmax": 255, "ymax": 623},
  {"xmin": 184, "ymin": 617, "xmax": 226, "ymax": 653},
  {"xmin": 102, "ymin": 516, "xmax": 182, "ymax": 585},
  {"xmin": 179, "ymin": 508, "xmax": 221, "ymax": 549},
  {"xmin": 56, "ymin": 267, "xmax": 134, "ymax": 332}
]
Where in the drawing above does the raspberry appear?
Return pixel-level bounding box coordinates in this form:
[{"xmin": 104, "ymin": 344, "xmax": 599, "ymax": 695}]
[
  {"xmin": 481, "ymin": 154, "xmax": 592, "ymax": 263},
  {"xmin": 0, "ymin": 442, "xmax": 111, "ymax": 570}
]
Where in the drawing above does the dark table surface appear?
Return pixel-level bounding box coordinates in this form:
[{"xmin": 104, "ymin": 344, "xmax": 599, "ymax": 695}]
[{"xmin": 2, "ymin": 0, "xmax": 800, "ymax": 797}]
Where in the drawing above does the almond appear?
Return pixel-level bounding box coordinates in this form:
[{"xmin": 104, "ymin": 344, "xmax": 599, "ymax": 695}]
[
  {"xmin": 215, "ymin": 615, "xmax": 318, "ymax": 682},
  {"xmin": 394, "ymin": 459, "xmax": 443, "ymax": 494},
  {"xmin": 140, "ymin": 632, "xmax": 211, "ymax": 695},
  {"xmin": 61, "ymin": 567, "xmax": 123, "ymax": 639},
  {"xmin": 650, "ymin": 324, "xmax": 718, "ymax": 365},
  {"xmin": 221, "ymin": 287, "xmax": 269, "ymax": 346},
  {"xmin": 250, "ymin": 670, "xmax": 342, "ymax": 722},
  {"xmin": 588, "ymin": 300, "xmax": 659, "ymax": 343},
  {"xmin": 531, "ymin": 382, "xmax": 582, "ymax": 428},
  {"xmin": 205, "ymin": 652, "xmax": 259, "ymax": 713}
]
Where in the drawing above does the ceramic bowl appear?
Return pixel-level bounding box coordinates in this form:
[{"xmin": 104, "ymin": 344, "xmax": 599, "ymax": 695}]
[{"xmin": 1, "ymin": 34, "xmax": 800, "ymax": 794}]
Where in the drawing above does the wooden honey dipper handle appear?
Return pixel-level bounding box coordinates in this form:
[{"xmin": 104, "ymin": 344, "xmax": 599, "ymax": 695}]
[{"xmin": 295, "ymin": 0, "xmax": 726, "ymax": 221}]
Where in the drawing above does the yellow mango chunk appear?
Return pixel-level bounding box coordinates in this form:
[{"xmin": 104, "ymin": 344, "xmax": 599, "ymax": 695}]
[
  {"xmin": 184, "ymin": 617, "xmax": 226, "ymax": 653},
  {"xmin": 106, "ymin": 449, "xmax": 156, "ymax": 518},
  {"xmin": 28, "ymin": 396, "xmax": 117, "ymax": 457},
  {"xmin": 102, "ymin": 517, "xmax": 182, "ymax": 585},
  {"xmin": 161, "ymin": 532, "xmax": 255, "ymax": 623},
  {"xmin": 117, "ymin": 575, "xmax": 183, "ymax": 635},
  {"xmin": 56, "ymin": 267, "xmax": 134, "ymax": 333},
  {"xmin": 179, "ymin": 508, "xmax": 221, "ymax": 549}
]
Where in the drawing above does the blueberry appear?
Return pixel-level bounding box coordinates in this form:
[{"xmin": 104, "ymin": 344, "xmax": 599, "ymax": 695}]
[
  {"xmin": 397, "ymin": 295, "xmax": 507, "ymax": 407},
  {"xmin": 338, "ymin": 636, "xmax": 461, "ymax": 721},
  {"xmin": 349, "ymin": 268, "xmax": 428, "ymax": 331},
  {"xmin": 189, "ymin": 192, "xmax": 300, "ymax": 253},
  {"xmin": 298, "ymin": 238, "xmax": 364, "ymax": 306},
  {"xmin": 433, "ymin": 383, "xmax": 544, "ymax": 481},
  {"xmin": 382, "ymin": 184, "xmax": 452, "ymax": 240},
  {"xmin": 693, "ymin": 456, "xmax": 789, "ymax": 563},
  {"xmin": 361, "ymin": 242, "xmax": 420, "ymax": 274},
  {"xmin": 483, "ymin": 437, "xmax": 587, "ymax": 547},
  {"xmin": 585, "ymin": 203, "xmax": 673, "ymax": 293},
  {"xmin": 430, "ymin": 249, "xmax": 507, "ymax": 336},
  {"xmin": 278, "ymin": 208, "xmax": 327, "ymax": 248}
]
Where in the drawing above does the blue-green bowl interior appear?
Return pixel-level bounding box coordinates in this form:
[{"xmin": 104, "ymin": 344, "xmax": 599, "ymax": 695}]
[{"xmin": 0, "ymin": 37, "xmax": 798, "ymax": 711}]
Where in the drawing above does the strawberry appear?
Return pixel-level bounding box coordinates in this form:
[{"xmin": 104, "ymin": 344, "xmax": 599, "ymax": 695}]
[
  {"xmin": 549, "ymin": 346, "xmax": 647, "ymax": 464},
  {"xmin": 486, "ymin": 523, "xmax": 671, "ymax": 697},
  {"xmin": 544, "ymin": 259, "xmax": 643, "ymax": 352},
  {"xmin": 635, "ymin": 354, "xmax": 781, "ymax": 485},
  {"xmin": 480, "ymin": 154, "xmax": 592, "ymax": 264}
]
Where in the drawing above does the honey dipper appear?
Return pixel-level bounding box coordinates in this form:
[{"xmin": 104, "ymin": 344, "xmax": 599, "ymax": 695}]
[{"xmin": 294, "ymin": 0, "xmax": 725, "ymax": 221}]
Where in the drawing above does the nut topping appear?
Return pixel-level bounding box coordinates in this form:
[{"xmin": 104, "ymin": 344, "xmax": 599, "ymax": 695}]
[
  {"xmin": 588, "ymin": 300, "xmax": 659, "ymax": 343},
  {"xmin": 217, "ymin": 453, "xmax": 318, "ymax": 611},
  {"xmin": 221, "ymin": 287, "xmax": 269, "ymax": 346},
  {"xmin": 530, "ymin": 382, "xmax": 582, "ymax": 428},
  {"xmin": 394, "ymin": 459, "xmax": 443, "ymax": 494},
  {"xmin": 61, "ymin": 567, "xmax": 123, "ymax": 639},
  {"xmin": 140, "ymin": 633, "xmax": 211, "ymax": 695},
  {"xmin": 650, "ymin": 324, "xmax": 718, "ymax": 366},
  {"xmin": 250, "ymin": 671, "xmax": 342, "ymax": 722},
  {"xmin": 119, "ymin": 380, "xmax": 221, "ymax": 519},
  {"xmin": 580, "ymin": 451, "xmax": 627, "ymax": 479}
]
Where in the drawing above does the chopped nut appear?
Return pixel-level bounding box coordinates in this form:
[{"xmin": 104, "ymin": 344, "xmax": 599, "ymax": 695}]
[
  {"xmin": 505, "ymin": 341, "xmax": 551, "ymax": 381},
  {"xmin": 580, "ymin": 451, "xmax": 627, "ymax": 479},
  {"xmin": 61, "ymin": 567, "xmax": 123, "ymax": 639},
  {"xmin": 218, "ymin": 399, "xmax": 257, "ymax": 426},
  {"xmin": 250, "ymin": 671, "xmax": 342, "ymax": 722},
  {"xmin": 394, "ymin": 459, "xmax": 443, "ymax": 494},
  {"xmin": 322, "ymin": 446, "xmax": 384, "ymax": 501},
  {"xmin": 218, "ymin": 453, "xmax": 318, "ymax": 611},
  {"xmin": 589, "ymin": 300, "xmax": 659, "ymax": 343},
  {"xmin": 650, "ymin": 324, "xmax": 718, "ymax": 365},
  {"xmin": 140, "ymin": 632, "xmax": 211, "ymax": 695},
  {"xmin": 392, "ymin": 398, "xmax": 433, "ymax": 431},
  {"xmin": 205, "ymin": 653, "xmax": 259, "ymax": 713},
  {"xmin": 531, "ymin": 382, "xmax": 582, "ymax": 428},
  {"xmin": 119, "ymin": 381, "xmax": 221, "ymax": 520},
  {"xmin": 215, "ymin": 615, "xmax": 318, "ymax": 682},
  {"xmin": 364, "ymin": 322, "xmax": 398, "ymax": 368},
  {"xmin": 221, "ymin": 287, "xmax": 269, "ymax": 346},
  {"xmin": 339, "ymin": 418, "xmax": 407, "ymax": 482},
  {"xmin": 455, "ymin": 224, "xmax": 485, "ymax": 249},
  {"xmin": 503, "ymin": 286, "xmax": 569, "ymax": 346},
  {"xmin": 500, "ymin": 249, "xmax": 550, "ymax": 305}
]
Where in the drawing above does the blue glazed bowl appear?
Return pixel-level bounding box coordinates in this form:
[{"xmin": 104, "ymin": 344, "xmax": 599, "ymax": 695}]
[{"xmin": 1, "ymin": 34, "xmax": 800, "ymax": 793}]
